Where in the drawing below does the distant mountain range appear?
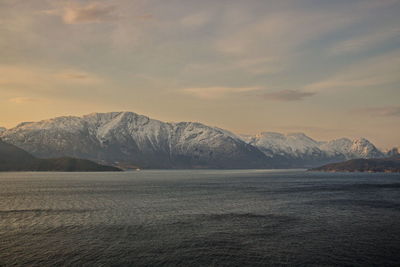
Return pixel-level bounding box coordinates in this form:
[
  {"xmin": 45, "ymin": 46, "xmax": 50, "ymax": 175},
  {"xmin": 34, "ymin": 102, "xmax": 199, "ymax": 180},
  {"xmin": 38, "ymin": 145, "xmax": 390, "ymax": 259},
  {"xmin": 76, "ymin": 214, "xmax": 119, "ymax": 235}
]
[
  {"xmin": 0, "ymin": 139, "xmax": 121, "ymax": 172},
  {"xmin": 242, "ymin": 132, "xmax": 385, "ymax": 167},
  {"xmin": 0, "ymin": 112, "xmax": 394, "ymax": 169}
]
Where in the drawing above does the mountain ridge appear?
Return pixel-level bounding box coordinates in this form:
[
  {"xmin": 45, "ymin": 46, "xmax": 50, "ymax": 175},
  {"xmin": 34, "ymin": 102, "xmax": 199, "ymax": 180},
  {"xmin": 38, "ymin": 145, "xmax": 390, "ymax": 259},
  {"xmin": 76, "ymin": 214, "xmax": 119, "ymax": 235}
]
[{"xmin": 0, "ymin": 111, "xmax": 390, "ymax": 169}]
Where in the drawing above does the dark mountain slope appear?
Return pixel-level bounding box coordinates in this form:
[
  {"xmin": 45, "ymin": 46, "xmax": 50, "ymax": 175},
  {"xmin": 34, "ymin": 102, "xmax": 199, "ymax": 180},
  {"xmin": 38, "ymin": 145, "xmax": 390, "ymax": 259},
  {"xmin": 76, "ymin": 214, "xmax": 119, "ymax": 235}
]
[{"xmin": 0, "ymin": 140, "xmax": 121, "ymax": 172}]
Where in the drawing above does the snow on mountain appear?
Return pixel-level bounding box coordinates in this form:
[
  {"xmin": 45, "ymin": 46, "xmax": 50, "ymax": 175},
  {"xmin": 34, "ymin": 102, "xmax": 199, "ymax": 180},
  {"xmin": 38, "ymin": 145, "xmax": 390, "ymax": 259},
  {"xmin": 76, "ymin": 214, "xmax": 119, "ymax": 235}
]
[
  {"xmin": 242, "ymin": 132, "xmax": 337, "ymax": 167},
  {"xmin": 0, "ymin": 112, "xmax": 268, "ymax": 169},
  {"xmin": 320, "ymin": 138, "xmax": 384, "ymax": 159},
  {"xmin": 242, "ymin": 132, "xmax": 384, "ymax": 167},
  {"xmin": 245, "ymin": 132, "xmax": 321, "ymax": 157},
  {"xmin": 0, "ymin": 127, "xmax": 6, "ymax": 134}
]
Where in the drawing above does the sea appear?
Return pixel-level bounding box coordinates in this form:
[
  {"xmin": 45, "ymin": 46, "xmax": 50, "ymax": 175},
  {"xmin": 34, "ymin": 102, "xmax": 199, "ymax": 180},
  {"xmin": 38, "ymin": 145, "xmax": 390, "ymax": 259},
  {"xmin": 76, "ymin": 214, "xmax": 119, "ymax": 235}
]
[{"xmin": 0, "ymin": 170, "xmax": 400, "ymax": 266}]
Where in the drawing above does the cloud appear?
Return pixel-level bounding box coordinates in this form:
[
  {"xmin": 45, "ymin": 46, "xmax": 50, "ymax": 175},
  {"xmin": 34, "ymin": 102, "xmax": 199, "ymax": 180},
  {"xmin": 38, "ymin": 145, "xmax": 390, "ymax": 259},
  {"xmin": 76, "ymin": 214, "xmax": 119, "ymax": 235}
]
[
  {"xmin": 182, "ymin": 86, "xmax": 260, "ymax": 99},
  {"xmin": 305, "ymin": 49, "xmax": 400, "ymax": 91},
  {"xmin": 45, "ymin": 2, "xmax": 117, "ymax": 24},
  {"xmin": 356, "ymin": 0, "xmax": 400, "ymax": 10},
  {"xmin": 211, "ymin": 3, "xmax": 375, "ymax": 78},
  {"xmin": 330, "ymin": 28, "xmax": 400, "ymax": 55},
  {"xmin": 63, "ymin": 73, "xmax": 89, "ymax": 80},
  {"xmin": 183, "ymin": 56, "xmax": 284, "ymax": 76},
  {"xmin": 0, "ymin": 65, "xmax": 103, "ymax": 92},
  {"xmin": 353, "ymin": 106, "xmax": 400, "ymax": 117},
  {"xmin": 215, "ymin": 5, "xmax": 365, "ymax": 57},
  {"xmin": 263, "ymin": 90, "xmax": 316, "ymax": 101},
  {"xmin": 56, "ymin": 70, "xmax": 102, "ymax": 84},
  {"xmin": 0, "ymin": 65, "xmax": 51, "ymax": 88},
  {"xmin": 8, "ymin": 97, "xmax": 40, "ymax": 104}
]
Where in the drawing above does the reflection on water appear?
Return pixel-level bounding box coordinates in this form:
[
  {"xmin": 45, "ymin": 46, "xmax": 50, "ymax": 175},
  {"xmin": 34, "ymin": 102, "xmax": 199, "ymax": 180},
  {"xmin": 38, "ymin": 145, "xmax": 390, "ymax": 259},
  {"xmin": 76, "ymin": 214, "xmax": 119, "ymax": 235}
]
[{"xmin": 1, "ymin": 170, "xmax": 400, "ymax": 266}]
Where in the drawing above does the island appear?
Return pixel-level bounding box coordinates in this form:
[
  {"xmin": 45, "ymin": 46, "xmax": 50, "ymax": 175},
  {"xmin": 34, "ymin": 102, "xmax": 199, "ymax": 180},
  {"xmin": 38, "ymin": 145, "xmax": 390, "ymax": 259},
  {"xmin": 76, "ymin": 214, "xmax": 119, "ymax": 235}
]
[
  {"xmin": 0, "ymin": 139, "xmax": 121, "ymax": 172},
  {"xmin": 310, "ymin": 156, "xmax": 400, "ymax": 173}
]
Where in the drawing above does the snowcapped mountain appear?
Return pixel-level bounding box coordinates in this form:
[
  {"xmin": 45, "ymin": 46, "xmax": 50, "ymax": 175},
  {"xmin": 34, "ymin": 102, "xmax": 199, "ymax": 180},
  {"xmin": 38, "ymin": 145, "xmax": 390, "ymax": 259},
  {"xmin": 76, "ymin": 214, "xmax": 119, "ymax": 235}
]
[
  {"xmin": 320, "ymin": 138, "xmax": 384, "ymax": 159},
  {"xmin": 0, "ymin": 112, "xmax": 268, "ymax": 169},
  {"xmin": 244, "ymin": 132, "xmax": 321, "ymax": 157},
  {"xmin": 242, "ymin": 132, "xmax": 384, "ymax": 167},
  {"xmin": 0, "ymin": 112, "xmax": 385, "ymax": 169},
  {"xmin": 243, "ymin": 132, "xmax": 338, "ymax": 167}
]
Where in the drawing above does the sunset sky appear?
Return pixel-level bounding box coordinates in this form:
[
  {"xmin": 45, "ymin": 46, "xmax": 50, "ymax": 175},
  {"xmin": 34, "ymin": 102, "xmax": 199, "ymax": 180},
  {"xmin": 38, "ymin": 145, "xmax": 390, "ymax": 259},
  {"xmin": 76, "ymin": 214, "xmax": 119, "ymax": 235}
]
[{"xmin": 1, "ymin": 0, "xmax": 399, "ymax": 149}]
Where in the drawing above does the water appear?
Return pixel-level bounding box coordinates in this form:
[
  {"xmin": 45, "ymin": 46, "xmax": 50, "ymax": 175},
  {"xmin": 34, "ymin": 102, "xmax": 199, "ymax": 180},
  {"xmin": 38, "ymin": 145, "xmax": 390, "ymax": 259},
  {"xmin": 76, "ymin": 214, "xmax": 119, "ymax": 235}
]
[{"xmin": 1, "ymin": 170, "xmax": 400, "ymax": 266}]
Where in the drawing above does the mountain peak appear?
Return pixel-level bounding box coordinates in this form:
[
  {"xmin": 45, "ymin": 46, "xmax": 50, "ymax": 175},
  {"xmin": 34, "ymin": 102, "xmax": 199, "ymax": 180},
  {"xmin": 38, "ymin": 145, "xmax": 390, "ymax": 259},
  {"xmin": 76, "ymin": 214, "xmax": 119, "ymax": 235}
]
[
  {"xmin": 387, "ymin": 147, "xmax": 400, "ymax": 157},
  {"xmin": 350, "ymin": 137, "xmax": 375, "ymax": 148}
]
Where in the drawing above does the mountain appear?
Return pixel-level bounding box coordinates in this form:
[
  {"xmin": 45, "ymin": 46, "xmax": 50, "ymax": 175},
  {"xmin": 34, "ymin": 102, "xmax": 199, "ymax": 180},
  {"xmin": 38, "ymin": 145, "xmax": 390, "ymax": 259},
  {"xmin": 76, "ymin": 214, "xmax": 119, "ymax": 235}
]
[
  {"xmin": 0, "ymin": 127, "xmax": 6, "ymax": 134},
  {"xmin": 0, "ymin": 139, "xmax": 121, "ymax": 172},
  {"xmin": 1, "ymin": 112, "xmax": 386, "ymax": 169},
  {"xmin": 0, "ymin": 138, "xmax": 35, "ymax": 165},
  {"xmin": 386, "ymin": 147, "xmax": 400, "ymax": 157},
  {"xmin": 242, "ymin": 132, "xmax": 332, "ymax": 167},
  {"xmin": 242, "ymin": 132, "xmax": 384, "ymax": 167},
  {"xmin": 0, "ymin": 112, "xmax": 269, "ymax": 169},
  {"xmin": 320, "ymin": 138, "xmax": 384, "ymax": 159},
  {"xmin": 310, "ymin": 155, "xmax": 400, "ymax": 173}
]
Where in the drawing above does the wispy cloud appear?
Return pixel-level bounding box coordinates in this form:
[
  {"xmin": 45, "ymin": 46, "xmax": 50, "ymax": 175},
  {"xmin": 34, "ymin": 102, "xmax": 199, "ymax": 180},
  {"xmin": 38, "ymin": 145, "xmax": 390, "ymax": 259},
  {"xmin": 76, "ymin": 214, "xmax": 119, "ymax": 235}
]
[
  {"xmin": 215, "ymin": 6, "xmax": 364, "ymax": 57},
  {"xmin": 8, "ymin": 97, "xmax": 41, "ymax": 104},
  {"xmin": 0, "ymin": 65, "xmax": 103, "ymax": 91},
  {"xmin": 305, "ymin": 49, "xmax": 400, "ymax": 91},
  {"xmin": 62, "ymin": 73, "xmax": 89, "ymax": 80},
  {"xmin": 353, "ymin": 106, "xmax": 400, "ymax": 117},
  {"xmin": 211, "ymin": 5, "xmax": 371, "ymax": 79},
  {"xmin": 330, "ymin": 28, "xmax": 400, "ymax": 55},
  {"xmin": 56, "ymin": 70, "xmax": 102, "ymax": 84},
  {"xmin": 183, "ymin": 56, "xmax": 284, "ymax": 76},
  {"xmin": 182, "ymin": 86, "xmax": 260, "ymax": 99},
  {"xmin": 45, "ymin": 2, "xmax": 117, "ymax": 24},
  {"xmin": 0, "ymin": 65, "xmax": 49, "ymax": 88},
  {"xmin": 263, "ymin": 90, "xmax": 316, "ymax": 101}
]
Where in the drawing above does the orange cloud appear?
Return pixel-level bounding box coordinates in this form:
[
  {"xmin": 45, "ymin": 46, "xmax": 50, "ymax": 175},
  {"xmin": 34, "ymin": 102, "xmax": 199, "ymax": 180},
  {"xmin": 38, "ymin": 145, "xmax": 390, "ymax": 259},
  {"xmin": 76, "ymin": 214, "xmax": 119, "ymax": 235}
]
[
  {"xmin": 8, "ymin": 97, "xmax": 40, "ymax": 104},
  {"xmin": 45, "ymin": 2, "xmax": 117, "ymax": 24},
  {"xmin": 0, "ymin": 65, "xmax": 102, "ymax": 89}
]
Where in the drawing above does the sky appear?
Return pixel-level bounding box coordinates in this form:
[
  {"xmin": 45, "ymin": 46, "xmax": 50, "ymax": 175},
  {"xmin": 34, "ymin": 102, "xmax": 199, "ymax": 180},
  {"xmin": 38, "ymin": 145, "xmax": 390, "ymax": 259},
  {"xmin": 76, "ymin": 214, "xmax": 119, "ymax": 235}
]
[{"xmin": 0, "ymin": 0, "xmax": 399, "ymax": 149}]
